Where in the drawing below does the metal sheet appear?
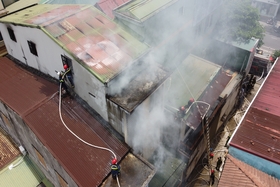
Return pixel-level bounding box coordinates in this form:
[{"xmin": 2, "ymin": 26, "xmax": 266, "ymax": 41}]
[
  {"xmin": 230, "ymin": 58, "xmax": 280, "ymax": 165},
  {"xmin": 0, "ymin": 57, "xmax": 129, "ymax": 187}
]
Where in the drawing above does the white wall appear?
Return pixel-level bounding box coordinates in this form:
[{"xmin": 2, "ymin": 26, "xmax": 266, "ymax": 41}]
[{"xmin": 0, "ymin": 23, "xmax": 108, "ymax": 120}]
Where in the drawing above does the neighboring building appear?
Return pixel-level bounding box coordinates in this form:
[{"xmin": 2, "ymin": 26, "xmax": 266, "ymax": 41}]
[
  {"xmin": 113, "ymin": 0, "xmax": 223, "ymax": 45},
  {"xmin": 95, "ymin": 0, "xmax": 130, "ymax": 19},
  {"xmin": 0, "ymin": 4, "xmax": 150, "ymax": 122},
  {"xmin": 163, "ymin": 54, "xmax": 242, "ymax": 182},
  {"xmin": 251, "ymin": 0, "xmax": 280, "ymax": 18},
  {"xmin": 0, "ymin": 56, "xmax": 135, "ymax": 187},
  {"xmin": 228, "ymin": 57, "xmax": 280, "ymax": 180},
  {"xmin": 218, "ymin": 154, "xmax": 280, "ymax": 187},
  {"xmin": 0, "ymin": 127, "xmax": 52, "ymax": 187}
]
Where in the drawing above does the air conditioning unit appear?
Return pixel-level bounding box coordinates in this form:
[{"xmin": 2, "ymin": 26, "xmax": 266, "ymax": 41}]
[{"xmin": 19, "ymin": 145, "xmax": 27, "ymax": 156}]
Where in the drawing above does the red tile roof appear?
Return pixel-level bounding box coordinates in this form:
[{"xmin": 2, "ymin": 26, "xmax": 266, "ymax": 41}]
[
  {"xmin": 0, "ymin": 57, "xmax": 129, "ymax": 187},
  {"xmin": 218, "ymin": 154, "xmax": 280, "ymax": 187},
  {"xmin": 97, "ymin": 0, "xmax": 130, "ymax": 19},
  {"xmin": 230, "ymin": 58, "xmax": 280, "ymax": 164}
]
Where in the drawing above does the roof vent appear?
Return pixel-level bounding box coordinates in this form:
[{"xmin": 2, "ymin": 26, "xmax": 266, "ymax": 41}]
[{"xmin": 19, "ymin": 145, "xmax": 27, "ymax": 156}]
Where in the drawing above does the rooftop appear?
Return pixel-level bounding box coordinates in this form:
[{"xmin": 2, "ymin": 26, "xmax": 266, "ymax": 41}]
[
  {"xmin": 165, "ymin": 55, "xmax": 222, "ymax": 109},
  {"xmin": 114, "ymin": 0, "xmax": 176, "ymax": 22},
  {"xmin": 0, "ymin": 56, "xmax": 130, "ymax": 187},
  {"xmin": 230, "ymin": 58, "xmax": 280, "ymax": 165},
  {"xmin": 0, "ymin": 4, "xmax": 149, "ymax": 83},
  {"xmin": 218, "ymin": 154, "xmax": 280, "ymax": 187},
  {"xmin": 97, "ymin": 0, "xmax": 130, "ymax": 19},
  {"xmin": 108, "ymin": 64, "xmax": 169, "ymax": 113}
]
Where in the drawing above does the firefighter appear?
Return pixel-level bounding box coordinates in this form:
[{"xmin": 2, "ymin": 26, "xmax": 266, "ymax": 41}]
[
  {"xmin": 216, "ymin": 157, "xmax": 223, "ymax": 171},
  {"xmin": 185, "ymin": 98, "xmax": 194, "ymax": 109},
  {"xmin": 209, "ymin": 169, "xmax": 215, "ymax": 185},
  {"xmin": 58, "ymin": 71, "xmax": 68, "ymax": 96},
  {"xmin": 62, "ymin": 64, "xmax": 74, "ymax": 88},
  {"xmin": 111, "ymin": 158, "xmax": 120, "ymax": 179}
]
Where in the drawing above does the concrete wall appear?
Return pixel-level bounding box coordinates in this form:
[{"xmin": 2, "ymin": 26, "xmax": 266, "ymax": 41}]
[
  {"xmin": 0, "ymin": 100, "xmax": 78, "ymax": 187},
  {"xmin": 0, "ymin": 23, "xmax": 108, "ymax": 120}
]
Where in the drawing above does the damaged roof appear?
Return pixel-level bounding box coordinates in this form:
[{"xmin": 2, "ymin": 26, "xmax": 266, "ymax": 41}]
[
  {"xmin": 0, "ymin": 57, "xmax": 129, "ymax": 187},
  {"xmin": 108, "ymin": 64, "xmax": 169, "ymax": 113},
  {"xmin": 114, "ymin": 0, "xmax": 176, "ymax": 22},
  {"xmin": 96, "ymin": 0, "xmax": 131, "ymax": 19},
  {"xmin": 218, "ymin": 154, "xmax": 280, "ymax": 187},
  {"xmin": 0, "ymin": 4, "xmax": 149, "ymax": 83},
  {"xmin": 230, "ymin": 58, "xmax": 280, "ymax": 165}
]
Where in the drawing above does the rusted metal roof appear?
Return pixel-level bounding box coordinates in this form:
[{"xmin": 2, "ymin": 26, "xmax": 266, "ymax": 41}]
[
  {"xmin": 0, "ymin": 57, "xmax": 57, "ymax": 116},
  {"xmin": 0, "ymin": 57, "xmax": 129, "ymax": 187},
  {"xmin": 0, "ymin": 128, "xmax": 20, "ymax": 170},
  {"xmin": 230, "ymin": 58, "xmax": 280, "ymax": 164},
  {"xmin": 0, "ymin": 4, "xmax": 149, "ymax": 83},
  {"xmin": 97, "ymin": 0, "xmax": 130, "ymax": 19},
  {"xmin": 218, "ymin": 154, "xmax": 280, "ymax": 187}
]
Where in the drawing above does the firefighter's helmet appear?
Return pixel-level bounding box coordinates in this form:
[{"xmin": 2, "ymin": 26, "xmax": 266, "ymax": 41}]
[
  {"xmin": 63, "ymin": 64, "xmax": 68, "ymax": 70},
  {"xmin": 112, "ymin": 158, "xmax": 117, "ymax": 165}
]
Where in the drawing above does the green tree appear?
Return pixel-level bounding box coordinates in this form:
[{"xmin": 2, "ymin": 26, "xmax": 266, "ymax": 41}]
[
  {"xmin": 272, "ymin": 50, "xmax": 280, "ymax": 59},
  {"xmin": 216, "ymin": 0, "xmax": 265, "ymax": 47}
]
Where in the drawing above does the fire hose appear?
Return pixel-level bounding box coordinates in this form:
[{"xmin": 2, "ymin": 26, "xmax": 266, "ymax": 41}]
[{"xmin": 58, "ymin": 83, "xmax": 121, "ymax": 187}]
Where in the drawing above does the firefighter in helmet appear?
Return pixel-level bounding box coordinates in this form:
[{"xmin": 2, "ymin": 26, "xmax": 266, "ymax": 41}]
[{"xmin": 111, "ymin": 158, "xmax": 120, "ymax": 179}]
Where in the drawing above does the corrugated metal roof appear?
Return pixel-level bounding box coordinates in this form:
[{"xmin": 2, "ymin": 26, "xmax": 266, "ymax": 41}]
[
  {"xmin": 0, "ymin": 57, "xmax": 129, "ymax": 187},
  {"xmin": 97, "ymin": 0, "xmax": 130, "ymax": 19},
  {"xmin": 115, "ymin": 0, "xmax": 176, "ymax": 21},
  {"xmin": 0, "ymin": 4, "xmax": 149, "ymax": 83},
  {"xmin": 218, "ymin": 154, "xmax": 280, "ymax": 187},
  {"xmin": 0, "ymin": 128, "xmax": 20, "ymax": 170},
  {"xmin": 230, "ymin": 58, "xmax": 280, "ymax": 164},
  {"xmin": 0, "ymin": 58, "xmax": 57, "ymax": 116}
]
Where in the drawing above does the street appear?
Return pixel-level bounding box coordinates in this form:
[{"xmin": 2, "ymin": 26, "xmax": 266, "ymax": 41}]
[{"xmin": 260, "ymin": 21, "xmax": 280, "ymax": 53}]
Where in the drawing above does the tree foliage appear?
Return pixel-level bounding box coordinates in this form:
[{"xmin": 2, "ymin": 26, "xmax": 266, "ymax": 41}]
[
  {"xmin": 272, "ymin": 50, "xmax": 280, "ymax": 59},
  {"xmin": 216, "ymin": 0, "xmax": 265, "ymax": 46}
]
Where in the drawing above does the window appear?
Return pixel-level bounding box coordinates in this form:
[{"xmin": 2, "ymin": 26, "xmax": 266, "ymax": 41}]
[
  {"xmin": 61, "ymin": 55, "xmax": 72, "ymax": 68},
  {"xmin": 33, "ymin": 146, "xmax": 47, "ymax": 168},
  {"xmin": 7, "ymin": 27, "xmax": 16, "ymax": 42},
  {"xmin": 27, "ymin": 41, "xmax": 38, "ymax": 56},
  {"xmin": 55, "ymin": 171, "xmax": 68, "ymax": 187}
]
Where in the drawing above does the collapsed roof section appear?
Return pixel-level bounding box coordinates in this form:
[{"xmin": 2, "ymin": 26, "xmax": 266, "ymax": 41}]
[
  {"xmin": 0, "ymin": 4, "xmax": 149, "ymax": 83},
  {"xmin": 107, "ymin": 64, "xmax": 169, "ymax": 113}
]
